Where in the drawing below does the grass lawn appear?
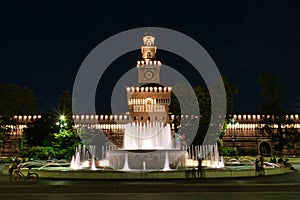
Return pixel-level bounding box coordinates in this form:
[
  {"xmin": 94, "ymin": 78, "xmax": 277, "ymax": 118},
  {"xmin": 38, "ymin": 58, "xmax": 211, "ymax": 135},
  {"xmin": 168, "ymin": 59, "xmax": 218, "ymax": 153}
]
[{"xmin": 224, "ymin": 156, "xmax": 300, "ymax": 163}]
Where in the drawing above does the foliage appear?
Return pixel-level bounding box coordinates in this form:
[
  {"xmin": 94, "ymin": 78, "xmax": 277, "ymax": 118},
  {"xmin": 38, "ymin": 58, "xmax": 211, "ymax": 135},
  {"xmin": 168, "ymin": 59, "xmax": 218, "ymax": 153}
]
[
  {"xmin": 194, "ymin": 85, "xmax": 211, "ymax": 145},
  {"xmin": 169, "ymin": 76, "xmax": 237, "ymax": 146},
  {"xmin": 0, "ymin": 83, "xmax": 37, "ymax": 115},
  {"xmin": 238, "ymin": 148, "xmax": 258, "ymax": 157},
  {"xmin": 258, "ymin": 72, "xmax": 299, "ymax": 157},
  {"xmin": 21, "ymin": 128, "xmax": 81, "ymax": 160},
  {"xmin": 20, "ymin": 90, "xmax": 81, "ymax": 160},
  {"xmin": 22, "ymin": 113, "xmax": 56, "ymax": 147},
  {"xmin": 57, "ymin": 90, "xmax": 73, "ymax": 125},
  {"xmin": 218, "ymin": 146, "xmax": 238, "ymax": 156},
  {"xmin": 0, "ymin": 116, "xmax": 15, "ymax": 140},
  {"xmin": 259, "ymin": 73, "xmax": 284, "ymax": 113},
  {"xmin": 222, "ymin": 75, "xmax": 238, "ymax": 113},
  {"xmin": 51, "ymin": 129, "xmax": 81, "ymax": 159},
  {"xmin": 0, "ymin": 83, "xmax": 37, "ymax": 156},
  {"xmin": 19, "ymin": 146, "xmax": 56, "ymax": 160}
]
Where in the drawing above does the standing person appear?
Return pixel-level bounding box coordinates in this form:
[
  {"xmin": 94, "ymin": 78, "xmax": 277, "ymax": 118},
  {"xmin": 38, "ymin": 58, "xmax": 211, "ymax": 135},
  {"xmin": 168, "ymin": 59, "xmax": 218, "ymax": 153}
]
[
  {"xmin": 259, "ymin": 155, "xmax": 265, "ymax": 176},
  {"xmin": 192, "ymin": 168, "xmax": 196, "ymax": 179},
  {"xmin": 255, "ymin": 159, "xmax": 260, "ymax": 176},
  {"xmin": 273, "ymin": 157, "xmax": 277, "ymax": 164},
  {"xmin": 197, "ymin": 158, "xmax": 205, "ymax": 178}
]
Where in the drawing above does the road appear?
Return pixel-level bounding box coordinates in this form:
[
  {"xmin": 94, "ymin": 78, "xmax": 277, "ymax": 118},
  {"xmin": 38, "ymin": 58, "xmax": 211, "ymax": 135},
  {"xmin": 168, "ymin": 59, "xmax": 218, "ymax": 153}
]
[{"xmin": 0, "ymin": 164, "xmax": 300, "ymax": 200}]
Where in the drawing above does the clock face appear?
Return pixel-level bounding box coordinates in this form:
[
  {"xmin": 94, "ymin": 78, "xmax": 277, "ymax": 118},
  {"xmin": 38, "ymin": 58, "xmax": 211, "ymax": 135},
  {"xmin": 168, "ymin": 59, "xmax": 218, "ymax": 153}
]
[{"xmin": 144, "ymin": 70, "xmax": 155, "ymax": 80}]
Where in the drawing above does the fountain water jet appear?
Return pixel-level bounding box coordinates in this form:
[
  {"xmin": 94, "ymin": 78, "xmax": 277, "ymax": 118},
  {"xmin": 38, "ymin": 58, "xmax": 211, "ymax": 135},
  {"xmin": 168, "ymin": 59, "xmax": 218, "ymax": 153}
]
[
  {"xmin": 123, "ymin": 122, "xmax": 173, "ymax": 150},
  {"xmin": 163, "ymin": 151, "xmax": 170, "ymax": 170},
  {"xmin": 70, "ymin": 144, "xmax": 98, "ymax": 170},
  {"xmin": 122, "ymin": 153, "xmax": 130, "ymax": 171}
]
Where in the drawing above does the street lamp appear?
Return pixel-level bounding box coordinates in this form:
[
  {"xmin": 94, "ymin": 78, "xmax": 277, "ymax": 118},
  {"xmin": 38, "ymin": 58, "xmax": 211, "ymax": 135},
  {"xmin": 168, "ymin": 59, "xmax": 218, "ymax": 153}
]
[
  {"xmin": 56, "ymin": 115, "xmax": 67, "ymax": 132},
  {"xmin": 230, "ymin": 118, "xmax": 239, "ymax": 157}
]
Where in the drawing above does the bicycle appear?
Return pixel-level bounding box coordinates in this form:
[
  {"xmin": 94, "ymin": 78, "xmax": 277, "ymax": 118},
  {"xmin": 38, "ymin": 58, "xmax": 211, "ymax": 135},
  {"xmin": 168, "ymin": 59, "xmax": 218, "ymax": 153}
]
[{"xmin": 10, "ymin": 166, "xmax": 39, "ymax": 183}]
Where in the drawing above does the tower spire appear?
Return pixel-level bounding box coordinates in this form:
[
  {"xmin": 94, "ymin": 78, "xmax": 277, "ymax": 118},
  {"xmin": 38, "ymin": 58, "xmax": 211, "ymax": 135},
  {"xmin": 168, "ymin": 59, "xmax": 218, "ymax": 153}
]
[
  {"xmin": 137, "ymin": 34, "xmax": 161, "ymax": 83},
  {"xmin": 141, "ymin": 34, "xmax": 156, "ymax": 61}
]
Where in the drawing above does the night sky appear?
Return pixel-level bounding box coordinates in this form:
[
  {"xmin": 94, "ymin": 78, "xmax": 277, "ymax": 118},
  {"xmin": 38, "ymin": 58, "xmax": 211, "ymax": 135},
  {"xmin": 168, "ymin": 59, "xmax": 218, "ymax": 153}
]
[{"xmin": 1, "ymin": 0, "xmax": 299, "ymax": 113}]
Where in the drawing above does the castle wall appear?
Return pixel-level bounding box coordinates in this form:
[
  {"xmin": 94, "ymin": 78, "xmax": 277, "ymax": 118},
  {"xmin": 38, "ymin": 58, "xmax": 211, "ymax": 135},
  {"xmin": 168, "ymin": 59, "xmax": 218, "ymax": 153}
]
[
  {"xmin": 223, "ymin": 114, "xmax": 300, "ymax": 156},
  {"xmin": 2, "ymin": 114, "xmax": 300, "ymax": 157}
]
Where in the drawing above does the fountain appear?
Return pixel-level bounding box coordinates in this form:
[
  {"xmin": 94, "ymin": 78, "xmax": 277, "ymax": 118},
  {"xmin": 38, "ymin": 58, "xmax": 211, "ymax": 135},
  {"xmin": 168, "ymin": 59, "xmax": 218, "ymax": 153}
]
[
  {"xmin": 123, "ymin": 122, "xmax": 173, "ymax": 150},
  {"xmin": 70, "ymin": 144, "xmax": 98, "ymax": 170},
  {"xmin": 70, "ymin": 34, "xmax": 224, "ymax": 171},
  {"xmin": 184, "ymin": 143, "xmax": 224, "ymax": 168},
  {"xmin": 106, "ymin": 117, "xmax": 188, "ymax": 171}
]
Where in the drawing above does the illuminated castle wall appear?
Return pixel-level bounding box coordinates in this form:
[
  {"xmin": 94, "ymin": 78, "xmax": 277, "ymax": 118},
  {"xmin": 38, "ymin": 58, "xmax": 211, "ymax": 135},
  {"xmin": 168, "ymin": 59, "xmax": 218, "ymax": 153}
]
[
  {"xmin": 224, "ymin": 114, "xmax": 300, "ymax": 156},
  {"xmin": 2, "ymin": 113, "xmax": 300, "ymax": 157}
]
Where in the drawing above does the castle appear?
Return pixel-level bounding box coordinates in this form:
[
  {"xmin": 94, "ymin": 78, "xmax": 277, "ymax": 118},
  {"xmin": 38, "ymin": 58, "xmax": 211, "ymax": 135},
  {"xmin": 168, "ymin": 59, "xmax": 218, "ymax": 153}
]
[{"xmin": 1, "ymin": 35, "xmax": 300, "ymax": 158}]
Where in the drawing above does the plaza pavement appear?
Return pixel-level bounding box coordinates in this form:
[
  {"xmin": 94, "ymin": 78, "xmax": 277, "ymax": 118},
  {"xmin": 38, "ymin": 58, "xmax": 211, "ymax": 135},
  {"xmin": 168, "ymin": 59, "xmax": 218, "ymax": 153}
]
[{"xmin": 0, "ymin": 164, "xmax": 299, "ymax": 200}]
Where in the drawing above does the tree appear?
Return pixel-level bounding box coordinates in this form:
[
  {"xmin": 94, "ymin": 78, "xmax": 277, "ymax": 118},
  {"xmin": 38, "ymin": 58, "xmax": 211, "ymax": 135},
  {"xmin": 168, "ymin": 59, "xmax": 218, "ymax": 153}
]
[
  {"xmin": 58, "ymin": 90, "xmax": 72, "ymax": 116},
  {"xmin": 22, "ymin": 113, "xmax": 56, "ymax": 147},
  {"xmin": 0, "ymin": 83, "xmax": 37, "ymax": 115},
  {"xmin": 51, "ymin": 129, "xmax": 81, "ymax": 159},
  {"xmin": 222, "ymin": 76, "xmax": 238, "ymax": 114},
  {"xmin": 20, "ymin": 90, "xmax": 80, "ymax": 160},
  {"xmin": 258, "ymin": 72, "xmax": 299, "ymax": 157},
  {"xmin": 194, "ymin": 85, "xmax": 211, "ymax": 145},
  {"xmin": 0, "ymin": 116, "xmax": 14, "ymax": 140},
  {"xmin": 259, "ymin": 73, "xmax": 284, "ymax": 114},
  {"xmin": 56, "ymin": 90, "xmax": 74, "ymax": 129},
  {"xmin": 0, "ymin": 83, "xmax": 37, "ymax": 156},
  {"xmin": 169, "ymin": 76, "xmax": 237, "ymax": 146}
]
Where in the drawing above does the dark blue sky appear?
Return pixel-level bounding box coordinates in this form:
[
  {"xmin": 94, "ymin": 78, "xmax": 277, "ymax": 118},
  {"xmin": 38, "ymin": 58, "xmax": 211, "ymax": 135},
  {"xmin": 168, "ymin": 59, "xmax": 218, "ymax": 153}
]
[{"xmin": 1, "ymin": 0, "xmax": 299, "ymax": 113}]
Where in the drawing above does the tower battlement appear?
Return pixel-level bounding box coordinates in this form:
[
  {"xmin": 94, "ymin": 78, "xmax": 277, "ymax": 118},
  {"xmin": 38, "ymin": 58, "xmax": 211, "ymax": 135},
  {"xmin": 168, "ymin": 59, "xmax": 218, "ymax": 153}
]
[
  {"xmin": 126, "ymin": 86, "xmax": 171, "ymax": 93},
  {"xmin": 137, "ymin": 60, "xmax": 161, "ymax": 67}
]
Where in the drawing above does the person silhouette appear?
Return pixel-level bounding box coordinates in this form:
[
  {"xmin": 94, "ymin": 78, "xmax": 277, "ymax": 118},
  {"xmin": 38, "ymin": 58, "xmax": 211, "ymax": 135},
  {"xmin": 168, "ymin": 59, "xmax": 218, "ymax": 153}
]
[{"xmin": 197, "ymin": 158, "xmax": 205, "ymax": 178}]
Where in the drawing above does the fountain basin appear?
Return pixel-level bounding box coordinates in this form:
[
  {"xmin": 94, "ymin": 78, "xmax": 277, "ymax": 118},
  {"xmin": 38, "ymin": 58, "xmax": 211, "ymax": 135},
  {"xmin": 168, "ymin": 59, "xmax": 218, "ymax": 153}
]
[{"xmin": 106, "ymin": 150, "xmax": 186, "ymax": 170}]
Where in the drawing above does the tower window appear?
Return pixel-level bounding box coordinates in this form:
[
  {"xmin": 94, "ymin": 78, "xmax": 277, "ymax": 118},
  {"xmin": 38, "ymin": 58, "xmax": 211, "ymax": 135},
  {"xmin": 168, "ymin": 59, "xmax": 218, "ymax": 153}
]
[
  {"xmin": 148, "ymin": 116, "xmax": 150, "ymax": 120},
  {"xmin": 141, "ymin": 117, "xmax": 143, "ymax": 120},
  {"xmin": 147, "ymin": 52, "xmax": 151, "ymax": 58}
]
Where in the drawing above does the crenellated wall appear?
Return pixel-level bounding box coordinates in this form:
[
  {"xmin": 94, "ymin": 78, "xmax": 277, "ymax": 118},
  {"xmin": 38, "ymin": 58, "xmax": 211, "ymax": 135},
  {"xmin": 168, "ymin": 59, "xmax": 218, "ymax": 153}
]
[
  {"xmin": 224, "ymin": 114, "xmax": 300, "ymax": 156},
  {"xmin": 2, "ymin": 113, "xmax": 300, "ymax": 157}
]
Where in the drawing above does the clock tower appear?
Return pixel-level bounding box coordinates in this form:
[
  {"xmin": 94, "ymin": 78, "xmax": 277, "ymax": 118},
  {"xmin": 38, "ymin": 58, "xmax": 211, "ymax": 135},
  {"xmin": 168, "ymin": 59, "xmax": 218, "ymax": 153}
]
[
  {"xmin": 137, "ymin": 35, "xmax": 161, "ymax": 83},
  {"xmin": 127, "ymin": 35, "xmax": 171, "ymax": 124}
]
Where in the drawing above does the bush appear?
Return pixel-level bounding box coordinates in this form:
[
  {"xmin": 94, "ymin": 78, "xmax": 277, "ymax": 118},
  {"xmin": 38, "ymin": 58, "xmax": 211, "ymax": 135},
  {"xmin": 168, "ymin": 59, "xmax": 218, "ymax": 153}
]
[
  {"xmin": 238, "ymin": 149, "xmax": 258, "ymax": 157},
  {"xmin": 219, "ymin": 146, "xmax": 237, "ymax": 156},
  {"xmin": 19, "ymin": 146, "xmax": 56, "ymax": 160}
]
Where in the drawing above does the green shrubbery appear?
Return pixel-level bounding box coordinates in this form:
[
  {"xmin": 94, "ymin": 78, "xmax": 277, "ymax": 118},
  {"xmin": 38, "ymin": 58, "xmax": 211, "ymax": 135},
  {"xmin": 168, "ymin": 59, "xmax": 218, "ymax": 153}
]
[{"xmin": 20, "ymin": 129, "xmax": 81, "ymax": 160}]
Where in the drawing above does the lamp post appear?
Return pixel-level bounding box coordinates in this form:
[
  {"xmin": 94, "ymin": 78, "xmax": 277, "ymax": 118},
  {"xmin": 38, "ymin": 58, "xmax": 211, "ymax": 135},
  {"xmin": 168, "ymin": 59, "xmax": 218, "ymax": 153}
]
[
  {"xmin": 230, "ymin": 118, "xmax": 238, "ymax": 158},
  {"xmin": 56, "ymin": 115, "xmax": 67, "ymax": 132}
]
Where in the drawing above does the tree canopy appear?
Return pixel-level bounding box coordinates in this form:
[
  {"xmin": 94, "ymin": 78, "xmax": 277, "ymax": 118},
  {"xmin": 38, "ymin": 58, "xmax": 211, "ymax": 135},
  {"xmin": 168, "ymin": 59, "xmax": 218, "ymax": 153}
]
[
  {"xmin": 258, "ymin": 72, "xmax": 298, "ymax": 157},
  {"xmin": 258, "ymin": 72, "xmax": 284, "ymax": 114},
  {"xmin": 0, "ymin": 83, "xmax": 37, "ymax": 115},
  {"xmin": 20, "ymin": 90, "xmax": 81, "ymax": 160},
  {"xmin": 169, "ymin": 76, "xmax": 237, "ymax": 146}
]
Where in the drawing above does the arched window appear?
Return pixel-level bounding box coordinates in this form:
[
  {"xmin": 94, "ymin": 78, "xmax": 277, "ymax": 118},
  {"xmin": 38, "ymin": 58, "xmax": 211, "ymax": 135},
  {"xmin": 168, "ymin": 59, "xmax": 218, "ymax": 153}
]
[{"xmin": 147, "ymin": 52, "xmax": 151, "ymax": 58}]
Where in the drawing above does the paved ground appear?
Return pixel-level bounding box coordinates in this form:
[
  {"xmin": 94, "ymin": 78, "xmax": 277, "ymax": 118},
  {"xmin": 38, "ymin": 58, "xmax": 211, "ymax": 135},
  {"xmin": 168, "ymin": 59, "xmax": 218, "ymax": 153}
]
[{"xmin": 0, "ymin": 164, "xmax": 299, "ymax": 200}]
